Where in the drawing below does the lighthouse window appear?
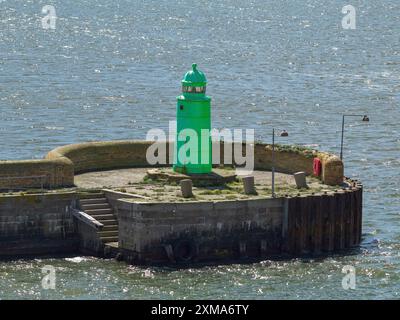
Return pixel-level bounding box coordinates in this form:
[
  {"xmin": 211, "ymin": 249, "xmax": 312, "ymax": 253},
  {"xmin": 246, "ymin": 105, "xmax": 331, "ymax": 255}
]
[
  {"xmin": 182, "ymin": 86, "xmax": 193, "ymax": 93},
  {"xmin": 195, "ymin": 86, "xmax": 205, "ymax": 93},
  {"xmin": 182, "ymin": 86, "xmax": 206, "ymax": 93}
]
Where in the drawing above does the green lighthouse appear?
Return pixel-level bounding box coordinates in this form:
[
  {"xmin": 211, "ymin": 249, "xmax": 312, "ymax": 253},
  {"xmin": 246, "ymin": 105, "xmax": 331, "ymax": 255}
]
[{"xmin": 173, "ymin": 63, "xmax": 212, "ymax": 174}]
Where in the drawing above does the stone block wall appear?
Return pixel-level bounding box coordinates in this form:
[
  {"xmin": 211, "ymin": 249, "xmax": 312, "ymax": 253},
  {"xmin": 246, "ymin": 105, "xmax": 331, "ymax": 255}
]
[
  {"xmin": 117, "ymin": 198, "xmax": 284, "ymax": 265},
  {"xmin": 74, "ymin": 219, "xmax": 104, "ymax": 256},
  {"xmin": 103, "ymin": 189, "xmax": 146, "ymax": 218},
  {"xmin": 0, "ymin": 192, "xmax": 79, "ymax": 257}
]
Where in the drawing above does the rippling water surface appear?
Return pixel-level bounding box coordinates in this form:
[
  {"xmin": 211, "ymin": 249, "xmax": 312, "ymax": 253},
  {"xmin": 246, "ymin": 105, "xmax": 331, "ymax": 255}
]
[{"xmin": 0, "ymin": 0, "xmax": 399, "ymax": 299}]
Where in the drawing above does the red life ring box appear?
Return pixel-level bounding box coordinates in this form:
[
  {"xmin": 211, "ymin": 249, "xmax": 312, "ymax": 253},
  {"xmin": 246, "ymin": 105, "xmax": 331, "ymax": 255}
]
[{"xmin": 313, "ymin": 158, "xmax": 322, "ymax": 176}]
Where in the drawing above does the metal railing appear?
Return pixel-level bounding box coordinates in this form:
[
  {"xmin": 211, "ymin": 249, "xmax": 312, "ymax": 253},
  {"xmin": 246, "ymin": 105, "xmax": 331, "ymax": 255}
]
[{"xmin": 72, "ymin": 209, "xmax": 104, "ymax": 230}]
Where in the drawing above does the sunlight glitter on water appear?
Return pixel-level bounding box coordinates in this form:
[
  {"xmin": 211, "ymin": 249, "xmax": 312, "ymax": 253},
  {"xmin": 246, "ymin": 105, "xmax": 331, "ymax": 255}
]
[{"xmin": 0, "ymin": 0, "xmax": 399, "ymax": 299}]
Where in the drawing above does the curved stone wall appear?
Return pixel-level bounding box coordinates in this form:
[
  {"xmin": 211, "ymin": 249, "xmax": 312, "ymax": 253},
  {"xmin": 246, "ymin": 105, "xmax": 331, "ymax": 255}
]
[
  {"xmin": 252, "ymin": 144, "xmax": 343, "ymax": 185},
  {"xmin": 0, "ymin": 157, "xmax": 74, "ymax": 189},
  {"xmin": 0, "ymin": 140, "xmax": 343, "ymax": 189},
  {"xmin": 46, "ymin": 140, "xmax": 153, "ymax": 174}
]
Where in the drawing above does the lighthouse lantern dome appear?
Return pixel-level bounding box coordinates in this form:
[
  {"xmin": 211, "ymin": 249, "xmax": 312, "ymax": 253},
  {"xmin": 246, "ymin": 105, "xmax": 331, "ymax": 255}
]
[{"xmin": 182, "ymin": 63, "xmax": 207, "ymax": 94}]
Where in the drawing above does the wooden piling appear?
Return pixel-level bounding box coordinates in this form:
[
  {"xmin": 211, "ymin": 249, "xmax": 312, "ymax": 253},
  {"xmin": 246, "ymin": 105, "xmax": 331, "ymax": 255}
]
[
  {"xmin": 307, "ymin": 196, "xmax": 315, "ymax": 254},
  {"xmin": 296, "ymin": 196, "xmax": 306, "ymax": 255},
  {"xmin": 343, "ymin": 190, "xmax": 352, "ymax": 248},
  {"xmin": 284, "ymin": 180, "xmax": 362, "ymax": 257},
  {"xmin": 334, "ymin": 191, "xmax": 345, "ymax": 250},
  {"xmin": 358, "ymin": 186, "xmax": 363, "ymax": 244},
  {"xmin": 348, "ymin": 189, "xmax": 356, "ymax": 247},
  {"xmin": 312, "ymin": 195, "xmax": 323, "ymax": 254},
  {"xmin": 286, "ymin": 197, "xmax": 297, "ymax": 255},
  {"xmin": 299, "ymin": 196, "xmax": 310, "ymax": 255},
  {"xmin": 328, "ymin": 193, "xmax": 337, "ymax": 252}
]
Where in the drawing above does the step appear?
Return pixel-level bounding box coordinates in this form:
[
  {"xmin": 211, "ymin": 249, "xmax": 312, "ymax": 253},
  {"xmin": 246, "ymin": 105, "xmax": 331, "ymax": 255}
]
[
  {"xmin": 89, "ymin": 214, "xmax": 116, "ymax": 221},
  {"xmin": 85, "ymin": 208, "xmax": 113, "ymax": 215},
  {"xmin": 81, "ymin": 203, "xmax": 110, "ymax": 210},
  {"xmin": 98, "ymin": 230, "xmax": 118, "ymax": 237},
  {"xmin": 80, "ymin": 198, "xmax": 108, "ymax": 205},
  {"xmin": 79, "ymin": 193, "xmax": 105, "ymax": 200},
  {"xmin": 102, "ymin": 225, "xmax": 118, "ymax": 232},
  {"xmin": 100, "ymin": 236, "xmax": 119, "ymax": 243},
  {"xmin": 99, "ymin": 219, "xmax": 119, "ymax": 226}
]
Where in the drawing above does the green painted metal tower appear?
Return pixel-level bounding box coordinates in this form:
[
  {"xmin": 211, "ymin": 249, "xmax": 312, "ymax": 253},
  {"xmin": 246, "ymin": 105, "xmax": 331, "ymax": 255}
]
[{"xmin": 173, "ymin": 63, "xmax": 212, "ymax": 174}]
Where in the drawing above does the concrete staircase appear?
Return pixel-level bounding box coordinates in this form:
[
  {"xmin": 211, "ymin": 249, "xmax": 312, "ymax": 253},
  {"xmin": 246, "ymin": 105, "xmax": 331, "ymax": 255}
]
[{"xmin": 79, "ymin": 193, "xmax": 118, "ymax": 245}]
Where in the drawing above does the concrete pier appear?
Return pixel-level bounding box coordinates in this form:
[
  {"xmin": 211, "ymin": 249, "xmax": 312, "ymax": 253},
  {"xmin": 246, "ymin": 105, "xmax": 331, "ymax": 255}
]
[
  {"xmin": 115, "ymin": 181, "xmax": 362, "ymax": 265},
  {"xmin": 0, "ymin": 140, "xmax": 361, "ymax": 266}
]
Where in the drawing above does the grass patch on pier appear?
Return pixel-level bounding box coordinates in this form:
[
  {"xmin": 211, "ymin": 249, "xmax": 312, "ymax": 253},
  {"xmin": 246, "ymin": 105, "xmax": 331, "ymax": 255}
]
[{"xmin": 117, "ymin": 173, "xmax": 338, "ymax": 203}]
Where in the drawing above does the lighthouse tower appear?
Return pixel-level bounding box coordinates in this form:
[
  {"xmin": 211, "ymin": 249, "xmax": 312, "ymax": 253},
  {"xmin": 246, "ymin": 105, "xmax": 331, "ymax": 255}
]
[{"xmin": 173, "ymin": 64, "xmax": 212, "ymax": 174}]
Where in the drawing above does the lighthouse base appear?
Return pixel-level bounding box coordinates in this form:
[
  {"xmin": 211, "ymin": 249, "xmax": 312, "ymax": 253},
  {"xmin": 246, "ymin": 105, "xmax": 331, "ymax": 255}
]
[{"xmin": 146, "ymin": 168, "xmax": 237, "ymax": 187}]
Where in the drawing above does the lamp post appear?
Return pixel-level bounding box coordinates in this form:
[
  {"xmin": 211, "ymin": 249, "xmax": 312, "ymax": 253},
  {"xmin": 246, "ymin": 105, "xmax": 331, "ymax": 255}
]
[
  {"xmin": 340, "ymin": 114, "xmax": 369, "ymax": 161},
  {"xmin": 272, "ymin": 128, "xmax": 289, "ymax": 197}
]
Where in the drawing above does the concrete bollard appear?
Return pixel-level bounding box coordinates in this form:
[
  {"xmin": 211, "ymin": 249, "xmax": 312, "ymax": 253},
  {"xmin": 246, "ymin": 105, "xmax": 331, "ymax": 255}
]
[
  {"xmin": 294, "ymin": 171, "xmax": 308, "ymax": 189},
  {"xmin": 180, "ymin": 179, "xmax": 193, "ymax": 198},
  {"xmin": 243, "ymin": 176, "xmax": 257, "ymax": 195}
]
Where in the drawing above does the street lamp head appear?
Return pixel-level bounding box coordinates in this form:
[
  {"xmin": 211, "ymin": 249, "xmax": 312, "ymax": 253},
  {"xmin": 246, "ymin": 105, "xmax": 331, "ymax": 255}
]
[
  {"xmin": 362, "ymin": 115, "xmax": 370, "ymax": 122},
  {"xmin": 280, "ymin": 130, "xmax": 289, "ymax": 137}
]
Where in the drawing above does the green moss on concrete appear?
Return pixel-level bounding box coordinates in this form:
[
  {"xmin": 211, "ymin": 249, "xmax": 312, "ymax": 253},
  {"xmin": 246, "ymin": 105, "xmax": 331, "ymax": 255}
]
[
  {"xmin": 270, "ymin": 144, "xmax": 316, "ymax": 158},
  {"xmin": 117, "ymin": 173, "xmax": 339, "ymax": 203}
]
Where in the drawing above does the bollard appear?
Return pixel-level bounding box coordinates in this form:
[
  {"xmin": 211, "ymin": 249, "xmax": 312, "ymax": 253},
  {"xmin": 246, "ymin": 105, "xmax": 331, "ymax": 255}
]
[
  {"xmin": 294, "ymin": 171, "xmax": 308, "ymax": 189},
  {"xmin": 243, "ymin": 176, "xmax": 257, "ymax": 195},
  {"xmin": 180, "ymin": 179, "xmax": 193, "ymax": 198}
]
